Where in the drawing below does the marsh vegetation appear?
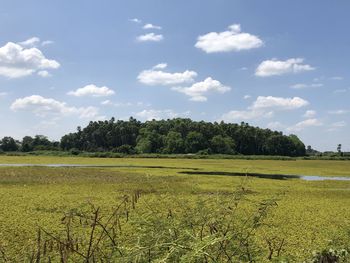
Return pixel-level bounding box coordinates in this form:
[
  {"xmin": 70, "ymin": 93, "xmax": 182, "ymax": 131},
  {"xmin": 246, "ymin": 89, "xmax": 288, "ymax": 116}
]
[{"xmin": 0, "ymin": 156, "xmax": 349, "ymax": 262}]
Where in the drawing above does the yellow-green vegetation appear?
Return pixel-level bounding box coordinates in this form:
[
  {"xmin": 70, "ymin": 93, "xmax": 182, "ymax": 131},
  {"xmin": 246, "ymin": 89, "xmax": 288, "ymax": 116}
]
[{"xmin": 0, "ymin": 156, "xmax": 349, "ymax": 262}]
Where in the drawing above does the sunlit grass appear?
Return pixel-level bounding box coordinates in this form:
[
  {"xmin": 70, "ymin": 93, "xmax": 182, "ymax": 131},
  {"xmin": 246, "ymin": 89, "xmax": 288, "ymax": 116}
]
[{"xmin": 0, "ymin": 156, "xmax": 349, "ymax": 261}]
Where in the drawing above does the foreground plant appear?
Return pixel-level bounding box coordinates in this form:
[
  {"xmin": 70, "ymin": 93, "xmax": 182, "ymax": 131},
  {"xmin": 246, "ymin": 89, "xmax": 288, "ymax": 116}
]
[{"xmin": 2, "ymin": 185, "xmax": 281, "ymax": 262}]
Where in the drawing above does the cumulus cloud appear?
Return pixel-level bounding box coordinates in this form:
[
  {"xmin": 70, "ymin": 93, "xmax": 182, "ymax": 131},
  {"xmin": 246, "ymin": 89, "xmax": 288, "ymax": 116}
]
[
  {"xmin": 137, "ymin": 33, "xmax": 163, "ymax": 42},
  {"xmin": 135, "ymin": 109, "xmax": 189, "ymax": 121},
  {"xmin": 251, "ymin": 96, "xmax": 309, "ymax": 110},
  {"xmin": 243, "ymin": 95, "xmax": 251, "ymax": 99},
  {"xmin": 255, "ymin": 58, "xmax": 314, "ymax": 77},
  {"xmin": 143, "ymin": 23, "xmax": 162, "ymax": 30},
  {"xmin": 68, "ymin": 84, "xmax": 115, "ymax": 97},
  {"xmin": 303, "ymin": 110, "xmax": 316, "ymax": 118},
  {"xmin": 10, "ymin": 95, "xmax": 100, "ymax": 119},
  {"xmin": 195, "ymin": 24, "xmax": 263, "ymax": 53},
  {"xmin": 172, "ymin": 77, "xmax": 231, "ymax": 102},
  {"xmin": 221, "ymin": 109, "xmax": 273, "ymax": 122},
  {"xmin": 266, "ymin": 121, "xmax": 285, "ymax": 130},
  {"xmin": 290, "ymin": 83, "xmax": 323, "ymax": 89},
  {"xmin": 220, "ymin": 96, "xmax": 308, "ymax": 123},
  {"xmin": 37, "ymin": 70, "xmax": 51, "ymax": 78},
  {"xmin": 138, "ymin": 64, "xmax": 197, "ymax": 85},
  {"xmin": 0, "ymin": 41, "xmax": 60, "ymax": 78},
  {"xmin": 287, "ymin": 118, "xmax": 323, "ymax": 132}
]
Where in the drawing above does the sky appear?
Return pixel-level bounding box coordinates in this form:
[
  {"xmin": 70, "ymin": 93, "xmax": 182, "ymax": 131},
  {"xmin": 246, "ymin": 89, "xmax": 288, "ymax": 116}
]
[{"xmin": 0, "ymin": 0, "xmax": 349, "ymax": 151}]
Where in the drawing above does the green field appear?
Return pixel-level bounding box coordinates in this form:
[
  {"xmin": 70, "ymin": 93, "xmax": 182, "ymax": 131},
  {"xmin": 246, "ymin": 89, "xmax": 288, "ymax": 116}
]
[{"xmin": 0, "ymin": 156, "xmax": 350, "ymax": 262}]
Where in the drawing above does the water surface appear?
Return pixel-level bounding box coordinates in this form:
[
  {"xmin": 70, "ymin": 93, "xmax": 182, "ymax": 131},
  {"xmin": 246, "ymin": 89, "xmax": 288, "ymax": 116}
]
[{"xmin": 0, "ymin": 164, "xmax": 349, "ymax": 181}]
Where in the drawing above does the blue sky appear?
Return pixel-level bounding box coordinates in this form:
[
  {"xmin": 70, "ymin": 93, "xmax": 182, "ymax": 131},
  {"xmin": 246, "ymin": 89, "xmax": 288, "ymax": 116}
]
[{"xmin": 0, "ymin": 0, "xmax": 349, "ymax": 151}]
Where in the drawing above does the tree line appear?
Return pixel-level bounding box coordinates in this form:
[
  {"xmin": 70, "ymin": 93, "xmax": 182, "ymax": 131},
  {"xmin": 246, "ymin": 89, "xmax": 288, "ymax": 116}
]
[{"xmin": 0, "ymin": 117, "xmax": 306, "ymax": 156}]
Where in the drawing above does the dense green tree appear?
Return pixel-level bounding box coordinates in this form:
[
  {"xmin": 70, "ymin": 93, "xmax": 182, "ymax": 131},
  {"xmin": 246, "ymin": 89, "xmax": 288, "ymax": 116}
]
[
  {"xmin": 210, "ymin": 135, "xmax": 235, "ymax": 154},
  {"xmin": 164, "ymin": 131, "xmax": 184, "ymax": 153},
  {"xmin": 56, "ymin": 117, "xmax": 306, "ymax": 156},
  {"xmin": 21, "ymin": 136, "xmax": 34, "ymax": 152},
  {"xmin": 185, "ymin": 131, "xmax": 206, "ymax": 153},
  {"xmin": 0, "ymin": 137, "xmax": 19, "ymax": 151}
]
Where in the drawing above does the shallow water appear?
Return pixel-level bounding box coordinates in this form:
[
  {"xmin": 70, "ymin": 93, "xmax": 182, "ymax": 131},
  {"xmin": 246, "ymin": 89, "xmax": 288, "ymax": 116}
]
[
  {"xmin": 301, "ymin": 176, "xmax": 350, "ymax": 181},
  {"xmin": 179, "ymin": 171, "xmax": 350, "ymax": 181},
  {"xmin": 0, "ymin": 164, "xmax": 349, "ymax": 181}
]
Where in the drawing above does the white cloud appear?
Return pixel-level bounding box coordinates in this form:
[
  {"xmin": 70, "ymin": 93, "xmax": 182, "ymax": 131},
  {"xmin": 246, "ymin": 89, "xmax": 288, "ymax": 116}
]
[
  {"xmin": 101, "ymin": 100, "xmax": 148, "ymax": 107},
  {"xmin": 303, "ymin": 110, "xmax": 316, "ymax": 118},
  {"xmin": 152, "ymin": 63, "xmax": 167, "ymax": 69},
  {"xmin": 37, "ymin": 70, "xmax": 51, "ymax": 78},
  {"xmin": 287, "ymin": 118, "xmax": 323, "ymax": 132},
  {"xmin": 18, "ymin": 37, "xmax": 40, "ymax": 47},
  {"xmin": 290, "ymin": 83, "xmax": 323, "ymax": 89},
  {"xmin": 138, "ymin": 64, "xmax": 197, "ymax": 86},
  {"xmin": 333, "ymin": 89, "xmax": 347, "ymax": 94},
  {"xmin": 195, "ymin": 24, "xmax": 263, "ymax": 53},
  {"xmin": 327, "ymin": 121, "xmax": 346, "ymax": 132},
  {"xmin": 251, "ymin": 96, "xmax": 309, "ymax": 110},
  {"xmin": 243, "ymin": 95, "xmax": 251, "ymax": 99},
  {"xmin": 0, "ymin": 92, "xmax": 7, "ymax": 97},
  {"xmin": 266, "ymin": 121, "xmax": 285, "ymax": 130},
  {"xmin": 143, "ymin": 23, "xmax": 162, "ymax": 30},
  {"xmin": 10, "ymin": 95, "xmax": 99, "ymax": 119},
  {"xmin": 101, "ymin": 100, "xmax": 112, "ymax": 105},
  {"xmin": 135, "ymin": 109, "xmax": 189, "ymax": 121},
  {"xmin": 172, "ymin": 77, "xmax": 231, "ymax": 102},
  {"xmin": 18, "ymin": 38, "xmax": 54, "ymax": 48},
  {"xmin": 68, "ymin": 84, "xmax": 115, "ymax": 97},
  {"xmin": 328, "ymin": 109, "xmax": 349, "ymax": 115},
  {"xmin": 255, "ymin": 58, "xmax": 314, "ymax": 77},
  {"xmin": 220, "ymin": 95, "xmax": 308, "ymax": 123},
  {"xmin": 221, "ymin": 109, "xmax": 273, "ymax": 121},
  {"xmin": 41, "ymin": 40, "xmax": 54, "ymax": 46},
  {"xmin": 129, "ymin": 18, "xmax": 142, "ymax": 23},
  {"xmin": 137, "ymin": 33, "xmax": 163, "ymax": 42},
  {"xmin": 331, "ymin": 121, "xmax": 346, "ymax": 128},
  {"xmin": 0, "ymin": 42, "xmax": 60, "ymax": 78},
  {"xmin": 330, "ymin": 76, "xmax": 343, "ymax": 80}
]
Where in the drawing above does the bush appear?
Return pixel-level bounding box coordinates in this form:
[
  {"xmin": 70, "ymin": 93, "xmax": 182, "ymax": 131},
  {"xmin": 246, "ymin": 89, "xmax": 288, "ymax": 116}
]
[
  {"xmin": 112, "ymin": 144, "xmax": 135, "ymax": 154},
  {"xmin": 70, "ymin": 148, "xmax": 81, "ymax": 155},
  {"xmin": 309, "ymin": 248, "xmax": 349, "ymax": 263}
]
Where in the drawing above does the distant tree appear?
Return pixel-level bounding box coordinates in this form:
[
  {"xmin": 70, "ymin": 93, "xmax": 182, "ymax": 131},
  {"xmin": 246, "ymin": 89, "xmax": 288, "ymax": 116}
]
[
  {"xmin": 21, "ymin": 136, "xmax": 34, "ymax": 152},
  {"xmin": 337, "ymin": 144, "xmax": 342, "ymax": 156},
  {"xmin": 113, "ymin": 144, "xmax": 135, "ymax": 154},
  {"xmin": 0, "ymin": 137, "xmax": 19, "ymax": 152},
  {"xmin": 164, "ymin": 131, "xmax": 184, "ymax": 154},
  {"xmin": 288, "ymin": 134, "xmax": 306, "ymax": 156},
  {"xmin": 210, "ymin": 135, "xmax": 235, "ymax": 154},
  {"xmin": 136, "ymin": 129, "xmax": 164, "ymax": 153},
  {"xmin": 185, "ymin": 131, "xmax": 205, "ymax": 153},
  {"xmin": 57, "ymin": 117, "xmax": 307, "ymax": 156}
]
